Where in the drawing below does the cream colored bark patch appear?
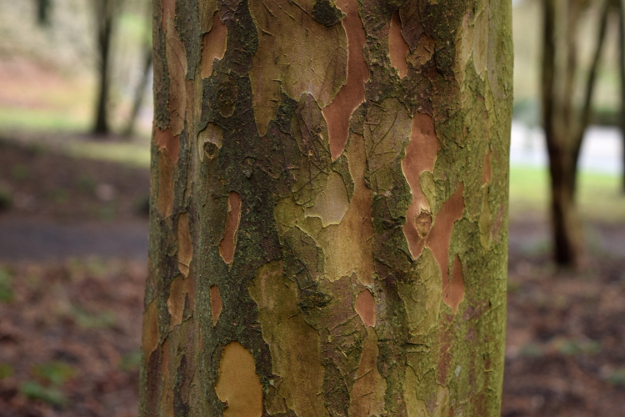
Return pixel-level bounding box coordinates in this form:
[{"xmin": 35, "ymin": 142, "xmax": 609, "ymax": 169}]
[
  {"xmin": 215, "ymin": 342, "xmax": 263, "ymax": 417},
  {"xmin": 210, "ymin": 285, "xmax": 223, "ymax": 326},
  {"xmin": 197, "ymin": 123, "xmax": 223, "ymax": 162},
  {"xmin": 389, "ymin": 11, "xmax": 409, "ymax": 78},
  {"xmin": 455, "ymin": 4, "xmax": 489, "ymax": 83},
  {"xmin": 323, "ymin": 0, "xmax": 368, "ymax": 160},
  {"xmin": 201, "ymin": 11, "xmax": 227, "ymax": 78},
  {"xmin": 177, "ymin": 213, "xmax": 193, "ymax": 276},
  {"xmin": 401, "ymin": 113, "xmax": 440, "ymax": 259},
  {"xmin": 249, "ymin": 0, "xmax": 347, "ymax": 136},
  {"xmin": 321, "ymin": 134, "xmax": 374, "ymax": 284},
  {"xmin": 248, "ymin": 261, "xmax": 329, "ymax": 417},
  {"xmin": 355, "ymin": 290, "xmax": 375, "ymax": 327},
  {"xmin": 219, "ymin": 192, "xmax": 242, "ymax": 265},
  {"xmin": 364, "ymin": 98, "xmax": 412, "ymax": 195},
  {"xmin": 305, "ymin": 171, "xmax": 349, "ymax": 227}
]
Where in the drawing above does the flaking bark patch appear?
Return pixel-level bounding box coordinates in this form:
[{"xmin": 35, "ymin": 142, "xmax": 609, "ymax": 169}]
[
  {"xmin": 443, "ymin": 255, "xmax": 465, "ymax": 313},
  {"xmin": 348, "ymin": 327, "xmax": 385, "ymax": 416},
  {"xmin": 156, "ymin": 149, "xmax": 175, "ymax": 218},
  {"xmin": 402, "ymin": 113, "xmax": 440, "ymax": 259},
  {"xmin": 249, "ymin": 0, "xmax": 347, "ymax": 136},
  {"xmin": 177, "ymin": 212, "xmax": 192, "ymax": 276},
  {"xmin": 355, "ymin": 289, "xmax": 375, "ymax": 326},
  {"xmin": 155, "ymin": 128, "xmax": 180, "ymax": 164},
  {"xmin": 389, "ymin": 11, "xmax": 409, "ymax": 79},
  {"xmin": 201, "ymin": 11, "xmax": 227, "ymax": 79},
  {"xmin": 323, "ymin": 0, "xmax": 368, "ymax": 160},
  {"xmin": 248, "ymin": 261, "xmax": 329, "ymax": 417},
  {"xmin": 219, "ymin": 191, "xmax": 241, "ymax": 265},
  {"xmin": 142, "ymin": 301, "xmax": 159, "ymax": 359},
  {"xmin": 426, "ymin": 184, "xmax": 465, "ymax": 311},
  {"xmin": 163, "ymin": 0, "xmax": 188, "ymax": 135},
  {"xmin": 215, "ymin": 342, "xmax": 263, "ymax": 417},
  {"xmin": 167, "ymin": 274, "xmax": 191, "ymax": 327}
]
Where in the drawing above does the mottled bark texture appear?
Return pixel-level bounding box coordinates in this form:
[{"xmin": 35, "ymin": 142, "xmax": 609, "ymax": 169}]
[
  {"xmin": 142, "ymin": 0, "xmax": 512, "ymax": 416},
  {"xmin": 541, "ymin": 0, "xmax": 610, "ymax": 268}
]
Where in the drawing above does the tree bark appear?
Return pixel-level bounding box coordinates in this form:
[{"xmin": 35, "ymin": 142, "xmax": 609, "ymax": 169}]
[{"xmin": 142, "ymin": 0, "xmax": 512, "ymax": 415}]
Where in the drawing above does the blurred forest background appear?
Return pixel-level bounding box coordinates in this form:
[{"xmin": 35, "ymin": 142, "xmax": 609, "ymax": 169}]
[{"xmin": 0, "ymin": 0, "xmax": 623, "ymax": 416}]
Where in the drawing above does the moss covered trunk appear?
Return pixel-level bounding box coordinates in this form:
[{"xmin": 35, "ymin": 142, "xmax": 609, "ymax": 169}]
[{"xmin": 141, "ymin": 0, "xmax": 512, "ymax": 415}]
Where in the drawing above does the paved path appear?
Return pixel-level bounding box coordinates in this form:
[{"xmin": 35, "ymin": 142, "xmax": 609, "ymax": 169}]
[{"xmin": 0, "ymin": 217, "xmax": 149, "ymax": 262}]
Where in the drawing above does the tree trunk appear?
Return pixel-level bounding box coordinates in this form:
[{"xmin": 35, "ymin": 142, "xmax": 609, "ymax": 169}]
[
  {"xmin": 142, "ymin": 0, "xmax": 512, "ymax": 415},
  {"xmin": 619, "ymin": 0, "xmax": 625, "ymax": 193},
  {"xmin": 92, "ymin": 0, "xmax": 117, "ymax": 135},
  {"xmin": 541, "ymin": 0, "xmax": 609, "ymax": 268}
]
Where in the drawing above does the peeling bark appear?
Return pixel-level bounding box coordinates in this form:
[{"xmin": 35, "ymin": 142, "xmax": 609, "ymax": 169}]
[{"xmin": 143, "ymin": 0, "xmax": 512, "ymax": 415}]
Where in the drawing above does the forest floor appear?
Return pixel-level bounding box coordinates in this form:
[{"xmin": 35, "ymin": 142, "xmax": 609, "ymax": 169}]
[{"xmin": 0, "ymin": 138, "xmax": 623, "ymax": 417}]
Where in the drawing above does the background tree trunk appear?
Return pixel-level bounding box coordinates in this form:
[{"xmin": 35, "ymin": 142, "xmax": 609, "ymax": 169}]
[
  {"xmin": 619, "ymin": 0, "xmax": 625, "ymax": 193},
  {"xmin": 541, "ymin": 0, "xmax": 609, "ymax": 268},
  {"xmin": 92, "ymin": 0, "xmax": 118, "ymax": 135},
  {"xmin": 142, "ymin": 0, "xmax": 512, "ymax": 415}
]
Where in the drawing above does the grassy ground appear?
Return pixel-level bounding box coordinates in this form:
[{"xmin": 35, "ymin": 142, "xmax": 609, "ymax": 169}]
[{"xmin": 510, "ymin": 166, "xmax": 625, "ymax": 223}]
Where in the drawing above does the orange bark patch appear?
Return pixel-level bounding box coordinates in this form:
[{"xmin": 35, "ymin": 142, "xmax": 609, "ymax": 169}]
[
  {"xmin": 161, "ymin": 0, "xmax": 176, "ymax": 33},
  {"xmin": 219, "ymin": 192, "xmax": 242, "ymax": 265},
  {"xmin": 156, "ymin": 149, "xmax": 175, "ymax": 218},
  {"xmin": 443, "ymin": 256, "xmax": 465, "ymax": 313},
  {"xmin": 402, "ymin": 113, "xmax": 440, "ymax": 259},
  {"xmin": 142, "ymin": 301, "xmax": 159, "ymax": 358},
  {"xmin": 155, "ymin": 128, "xmax": 180, "ymax": 165},
  {"xmin": 427, "ymin": 184, "xmax": 465, "ymax": 312},
  {"xmin": 215, "ymin": 342, "xmax": 263, "ymax": 417},
  {"xmin": 210, "ymin": 285, "xmax": 223, "ymax": 326},
  {"xmin": 355, "ymin": 290, "xmax": 375, "ymax": 327},
  {"xmin": 389, "ymin": 11, "xmax": 409, "ymax": 78},
  {"xmin": 201, "ymin": 11, "xmax": 227, "ymax": 78},
  {"xmin": 177, "ymin": 213, "xmax": 193, "ymax": 276},
  {"xmin": 323, "ymin": 0, "xmax": 369, "ymax": 160},
  {"xmin": 349, "ymin": 328, "xmax": 385, "ymax": 415},
  {"xmin": 167, "ymin": 275, "xmax": 190, "ymax": 327}
]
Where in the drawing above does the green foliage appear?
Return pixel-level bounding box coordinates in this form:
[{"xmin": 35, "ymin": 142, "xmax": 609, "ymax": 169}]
[
  {"xmin": 33, "ymin": 361, "xmax": 76, "ymax": 386},
  {"xmin": 0, "ymin": 364, "xmax": 14, "ymax": 380},
  {"xmin": 510, "ymin": 166, "xmax": 625, "ymax": 222},
  {"xmin": 553, "ymin": 338, "xmax": 601, "ymax": 356},
  {"xmin": 519, "ymin": 343, "xmax": 543, "ymax": 358},
  {"xmin": 119, "ymin": 350, "xmax": 142, "ymax": 371},
  {"xmin": 11, "ymin": 164, "xmax": 30, "ymax": 180},
  {"xmin": 20, "ymin": 381, "xmax": 67, "ymax": 407},
  {"xmin": 76, "ymin": 174, "xmax": 97, "ymax": 192},
  {"xmin": 72, "ymin": 306, "xmax": 117, "ymax": 329},
  {"xmin": 0, "ymin": 186, "xmax": 13, "ymax": 212},
  {"xmin": 0, "ymin": 267, "xmax": 14, "ymax": 303},
  {"xmin": 606, "ymin": 369, "xmax": 625, "ymax": 387}
]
